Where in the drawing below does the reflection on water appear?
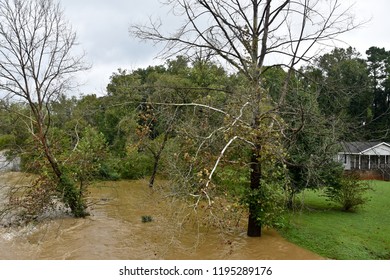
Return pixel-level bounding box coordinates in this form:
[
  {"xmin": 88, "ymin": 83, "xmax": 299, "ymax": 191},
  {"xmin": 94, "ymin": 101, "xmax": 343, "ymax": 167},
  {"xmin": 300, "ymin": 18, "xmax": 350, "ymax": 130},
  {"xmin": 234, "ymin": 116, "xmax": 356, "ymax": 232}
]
[{"xmin": 0, "ymin": 175, "xmax": 323, "ymax": 260}]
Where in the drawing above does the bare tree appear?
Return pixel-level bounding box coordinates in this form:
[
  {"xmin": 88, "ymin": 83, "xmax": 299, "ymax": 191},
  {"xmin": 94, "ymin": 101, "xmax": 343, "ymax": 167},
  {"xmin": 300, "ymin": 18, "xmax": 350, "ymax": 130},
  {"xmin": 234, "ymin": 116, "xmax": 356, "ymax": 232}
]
[
  {"xmin": 131, "ymin": 0, "xmax": 360, "ymax": 236},
  {"xmin": 0, "ymin": 0, "xmax": 88, "ymax": 216}
]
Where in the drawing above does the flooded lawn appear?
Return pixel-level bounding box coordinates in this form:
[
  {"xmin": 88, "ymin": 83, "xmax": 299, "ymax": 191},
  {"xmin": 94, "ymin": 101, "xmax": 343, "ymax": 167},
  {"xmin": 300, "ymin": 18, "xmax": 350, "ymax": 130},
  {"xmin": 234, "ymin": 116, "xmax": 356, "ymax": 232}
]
[{"xmin": 0, "ymin": 174, "xmax": 323, "ymax": 260}]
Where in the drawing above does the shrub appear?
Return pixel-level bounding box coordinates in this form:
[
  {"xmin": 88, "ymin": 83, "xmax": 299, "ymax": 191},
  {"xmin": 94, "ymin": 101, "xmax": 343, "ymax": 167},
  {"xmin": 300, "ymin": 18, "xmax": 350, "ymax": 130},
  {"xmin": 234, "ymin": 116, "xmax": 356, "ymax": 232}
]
[
  {"xmin": 8, "ymin": 175, "xmax": 57, "ymax": 221},
  {"xmin": 119, "ymin": 151, "xmax": 154, "ymax": 179},
  {"xmin": 324, "ymin": 173, "xmax": 372, "ymax": 211},
  {"xmin": 141, "ymin": 215, "xmax": 153, "ymax": 223},
  {"xmin": 0, "ymin": 134, "xmax": 16, "ymax": 149},
  {"xmin": 98, "ymin": 161, "xmax": 121, "ymax": 180}
]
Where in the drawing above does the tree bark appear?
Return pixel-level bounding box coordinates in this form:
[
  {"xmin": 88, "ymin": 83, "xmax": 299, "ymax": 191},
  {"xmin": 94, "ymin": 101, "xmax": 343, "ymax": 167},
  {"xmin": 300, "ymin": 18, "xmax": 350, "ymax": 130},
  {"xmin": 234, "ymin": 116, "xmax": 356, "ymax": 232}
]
[
  {"xmin": 148, "ymin": 133, "xmax": 168, "ymax": 187},
  {"xmin": 247, "ymin": 150, "xmax": 262, "ymax": 237},
  {"xmin": 41, "ymin": 136, "xmax": 62, "ymax": 179}
]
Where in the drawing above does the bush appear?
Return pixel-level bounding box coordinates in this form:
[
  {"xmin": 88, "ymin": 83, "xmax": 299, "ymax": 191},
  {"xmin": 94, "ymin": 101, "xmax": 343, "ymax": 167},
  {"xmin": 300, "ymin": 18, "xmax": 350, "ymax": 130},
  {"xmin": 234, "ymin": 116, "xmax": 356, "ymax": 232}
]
[
  {"xmin": 8, "ymin": 175, "xmax": 57, "ymax": 221},
  {"xmin": 98, "ymin": 161, "xmax": 121, "ymax": 180},
  {"xmin": 0, "ymin": 134, "xmax": 16, "ymax": 149},
  {"xmin": 119, "ymin": 151, "xmax": 154, "ymax": 179},
  {"xmin": 324, "ymin": 173, "xmax": 372, "ymax": 211}
]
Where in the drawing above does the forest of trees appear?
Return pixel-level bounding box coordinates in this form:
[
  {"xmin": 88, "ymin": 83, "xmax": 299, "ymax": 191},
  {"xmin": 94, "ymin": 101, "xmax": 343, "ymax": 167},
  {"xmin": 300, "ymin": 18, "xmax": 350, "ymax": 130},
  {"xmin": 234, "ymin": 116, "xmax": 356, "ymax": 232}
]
[
  {"xmin": 1, "ymin": 0, "xmax": 388, "ymax": 236},
  {"xmin": 2, "ymin": 48, "xmax": 389, "ymax": 229}
]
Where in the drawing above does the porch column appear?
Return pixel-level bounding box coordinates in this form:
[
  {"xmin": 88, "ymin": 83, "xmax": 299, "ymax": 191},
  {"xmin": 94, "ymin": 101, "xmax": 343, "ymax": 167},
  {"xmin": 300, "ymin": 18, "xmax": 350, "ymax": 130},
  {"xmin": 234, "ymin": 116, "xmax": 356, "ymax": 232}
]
[
  {"xmin": 359, "ymin": 155, "xmax": 361, "ymax": 169},
  {"xmin": 368, "ymin": 155, "xmax": 371, "ymax": 169}
]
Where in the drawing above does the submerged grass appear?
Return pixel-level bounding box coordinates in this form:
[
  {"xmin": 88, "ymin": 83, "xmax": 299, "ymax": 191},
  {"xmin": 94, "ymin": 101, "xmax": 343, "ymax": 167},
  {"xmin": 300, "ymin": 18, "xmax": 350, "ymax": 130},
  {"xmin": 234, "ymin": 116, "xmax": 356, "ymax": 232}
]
[{"xmin": 281, "ymin": 180, "xmax": 390, "ymax": 260}]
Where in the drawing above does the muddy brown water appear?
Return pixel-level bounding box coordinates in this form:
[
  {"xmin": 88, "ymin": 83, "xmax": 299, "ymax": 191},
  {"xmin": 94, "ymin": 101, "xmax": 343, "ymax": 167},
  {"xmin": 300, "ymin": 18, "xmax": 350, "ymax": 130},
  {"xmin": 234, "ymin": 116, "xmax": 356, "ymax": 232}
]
[{"xmin": 0, "ymin": 173, "xmax": 323, "ymax": 260}]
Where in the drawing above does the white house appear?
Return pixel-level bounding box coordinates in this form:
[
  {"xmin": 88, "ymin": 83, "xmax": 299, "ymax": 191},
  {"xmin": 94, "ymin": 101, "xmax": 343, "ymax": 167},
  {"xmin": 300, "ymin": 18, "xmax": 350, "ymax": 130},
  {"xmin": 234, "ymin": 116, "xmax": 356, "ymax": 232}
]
[{"xmin": 337, "ymin": 142, "xmax": 390, "ymax": 170}]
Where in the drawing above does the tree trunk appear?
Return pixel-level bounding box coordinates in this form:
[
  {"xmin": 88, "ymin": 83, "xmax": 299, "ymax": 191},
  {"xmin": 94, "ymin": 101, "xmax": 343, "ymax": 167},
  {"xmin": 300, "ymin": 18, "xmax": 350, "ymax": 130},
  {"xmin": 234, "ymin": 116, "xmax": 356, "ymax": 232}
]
[
  {"xmin": 38, "ymin": 124, "xmax": 88, "ymax": 217},
  {"xmin": 247, "ymin": 150, "xmax": 262, "ymax": 237},
  {"xmin": 247, "ymin": 209, "xmax": 261, "ymax": 237},
  {"xmin": 42, "ymin": 139, "xmax": 62, "ymax": 179},
  {"xmin": 35, "ymin": 117, "xmax": 62, "ymax": 179},
  {"xmin": 149, "ymin": 159, "xmax": 159, "ymax": 187},
  {"xmin": 148, "ymin": 130, "xmax": 169, "ymax": 187},
  {"xmin": 287, "ymin": 191, "xmax": 294, "ymax": 210}
]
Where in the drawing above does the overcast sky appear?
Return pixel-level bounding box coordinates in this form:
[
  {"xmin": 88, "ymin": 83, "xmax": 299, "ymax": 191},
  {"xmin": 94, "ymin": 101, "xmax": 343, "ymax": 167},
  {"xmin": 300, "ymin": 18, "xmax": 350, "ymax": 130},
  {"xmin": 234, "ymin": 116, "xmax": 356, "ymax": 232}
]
[{"xmin": 61, "ymin": 0, "xmax": 390, "ymax": 96}]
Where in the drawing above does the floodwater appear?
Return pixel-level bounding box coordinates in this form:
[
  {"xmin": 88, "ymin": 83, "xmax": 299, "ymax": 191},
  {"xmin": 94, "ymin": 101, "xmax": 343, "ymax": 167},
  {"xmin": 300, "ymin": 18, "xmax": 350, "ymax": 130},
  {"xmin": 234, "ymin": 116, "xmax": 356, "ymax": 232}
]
[
  {"xmin": 0, "ymin": 173, "xmax": 323, "ymax": 260},
  {"xmin": 0, "ymin": 151, "xmax": 20, "ymax": 172}
]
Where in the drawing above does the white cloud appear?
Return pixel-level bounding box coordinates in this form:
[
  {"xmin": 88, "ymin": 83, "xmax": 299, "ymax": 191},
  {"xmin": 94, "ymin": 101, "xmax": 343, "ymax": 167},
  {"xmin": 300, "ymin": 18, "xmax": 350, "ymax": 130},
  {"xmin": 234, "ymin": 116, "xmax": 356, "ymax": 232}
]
[
  {"xmin": 337, "ymin": 0, "xmax": 390, "ymax": 56},
  {"xmin": 60, "ymin": 0, "xmax": 390, "ymax": 96},
  {"xmin": 62, "ymin": 0, "xmax": 168, "ymax": 95}
]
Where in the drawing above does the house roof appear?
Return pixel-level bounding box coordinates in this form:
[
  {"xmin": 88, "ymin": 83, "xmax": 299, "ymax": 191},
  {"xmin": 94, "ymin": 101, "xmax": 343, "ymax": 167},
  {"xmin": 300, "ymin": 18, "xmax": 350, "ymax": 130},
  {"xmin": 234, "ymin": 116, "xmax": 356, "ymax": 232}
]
[{"xmin": 340, "ymin": 141, "xmax": 390, "ymax": 154}]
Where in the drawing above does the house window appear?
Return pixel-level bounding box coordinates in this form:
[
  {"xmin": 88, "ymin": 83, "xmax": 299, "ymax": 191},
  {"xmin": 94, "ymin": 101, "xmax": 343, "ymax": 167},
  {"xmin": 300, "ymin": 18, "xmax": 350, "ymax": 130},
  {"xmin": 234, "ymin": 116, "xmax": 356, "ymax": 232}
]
[{"xmin": 344, "ymin": 154, "xmax": 347, "ymax": 164}]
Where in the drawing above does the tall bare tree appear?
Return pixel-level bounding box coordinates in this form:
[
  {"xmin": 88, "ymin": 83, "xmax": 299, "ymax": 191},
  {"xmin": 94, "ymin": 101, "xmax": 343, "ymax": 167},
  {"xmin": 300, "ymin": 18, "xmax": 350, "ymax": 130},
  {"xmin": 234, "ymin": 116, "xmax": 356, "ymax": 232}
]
[
  {"xmin": 131, "ymin": 0, "xmax": 359, "ymax": 236},
  {"xmin": 0, "ymin": 0, "xmax": 88, "ymax": 216}
]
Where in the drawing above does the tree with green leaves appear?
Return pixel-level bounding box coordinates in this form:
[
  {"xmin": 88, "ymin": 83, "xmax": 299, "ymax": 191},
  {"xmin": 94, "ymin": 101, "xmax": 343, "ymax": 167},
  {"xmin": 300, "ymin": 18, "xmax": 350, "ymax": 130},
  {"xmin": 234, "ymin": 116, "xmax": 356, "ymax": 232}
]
[
  {"xmin": 131, "ymin": 0, "xmax": 359, "ymax": 236},
  {"xmin": 103, "ymin": 57, "xmax": 231, "ymax": 185},
  {"xmin": 275, "ymin": 47, "xmax": 374, "ymax": 209},
  {"xmin": 309, "ymin": 47, "xmax": 371, "ymax": 139},
  {"xmin": 365, "ymin": 47, "xmax": 390, "ymax": 140}
]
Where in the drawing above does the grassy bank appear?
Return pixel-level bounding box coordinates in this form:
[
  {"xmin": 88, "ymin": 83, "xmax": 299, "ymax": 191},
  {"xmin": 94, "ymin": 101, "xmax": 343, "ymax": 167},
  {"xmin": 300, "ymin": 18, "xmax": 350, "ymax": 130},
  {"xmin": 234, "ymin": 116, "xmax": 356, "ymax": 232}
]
[{"xmin": 281, "ymin": 181, "xmax": 390, "ymax": 259}]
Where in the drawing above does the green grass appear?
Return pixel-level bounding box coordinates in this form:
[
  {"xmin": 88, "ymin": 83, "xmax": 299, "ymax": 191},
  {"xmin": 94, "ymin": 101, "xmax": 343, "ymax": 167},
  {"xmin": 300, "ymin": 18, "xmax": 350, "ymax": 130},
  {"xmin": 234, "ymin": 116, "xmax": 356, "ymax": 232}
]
[{"xmin": 280, "ymin": 181, "xmax": 390, "ymax": 259}]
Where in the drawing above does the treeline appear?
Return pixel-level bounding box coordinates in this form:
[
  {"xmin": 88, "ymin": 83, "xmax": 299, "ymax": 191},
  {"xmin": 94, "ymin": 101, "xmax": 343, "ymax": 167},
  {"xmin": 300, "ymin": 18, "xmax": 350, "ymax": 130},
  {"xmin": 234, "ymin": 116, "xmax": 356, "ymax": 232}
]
[{"xmin": 1, "ymin": 46, "xmax": 386, "ymax": 224}]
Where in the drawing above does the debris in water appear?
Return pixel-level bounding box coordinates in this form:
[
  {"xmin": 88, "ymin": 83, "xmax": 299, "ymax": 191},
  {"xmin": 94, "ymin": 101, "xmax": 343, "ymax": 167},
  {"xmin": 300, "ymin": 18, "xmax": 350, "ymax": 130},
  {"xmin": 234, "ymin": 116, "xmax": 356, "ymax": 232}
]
[{"xmin": 141, "ymin": 215, "xmax": 153, "ymax": 223}]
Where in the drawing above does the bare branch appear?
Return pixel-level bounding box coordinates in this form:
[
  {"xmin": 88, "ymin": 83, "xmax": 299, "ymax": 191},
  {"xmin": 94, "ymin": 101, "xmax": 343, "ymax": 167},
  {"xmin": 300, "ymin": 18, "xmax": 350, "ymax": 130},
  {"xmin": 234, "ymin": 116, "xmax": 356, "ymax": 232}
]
[{"xmin": 0, "ymin": 0, "xmax": 88, "ymax": 179}]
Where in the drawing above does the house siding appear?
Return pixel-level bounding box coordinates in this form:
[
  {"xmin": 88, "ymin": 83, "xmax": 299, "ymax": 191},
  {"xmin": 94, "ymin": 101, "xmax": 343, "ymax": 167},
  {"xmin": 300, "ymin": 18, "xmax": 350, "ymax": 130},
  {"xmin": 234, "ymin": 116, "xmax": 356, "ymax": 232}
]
[{"xmin": 338, "ymin": 142, "xmax": 390, "ymax": 171}]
